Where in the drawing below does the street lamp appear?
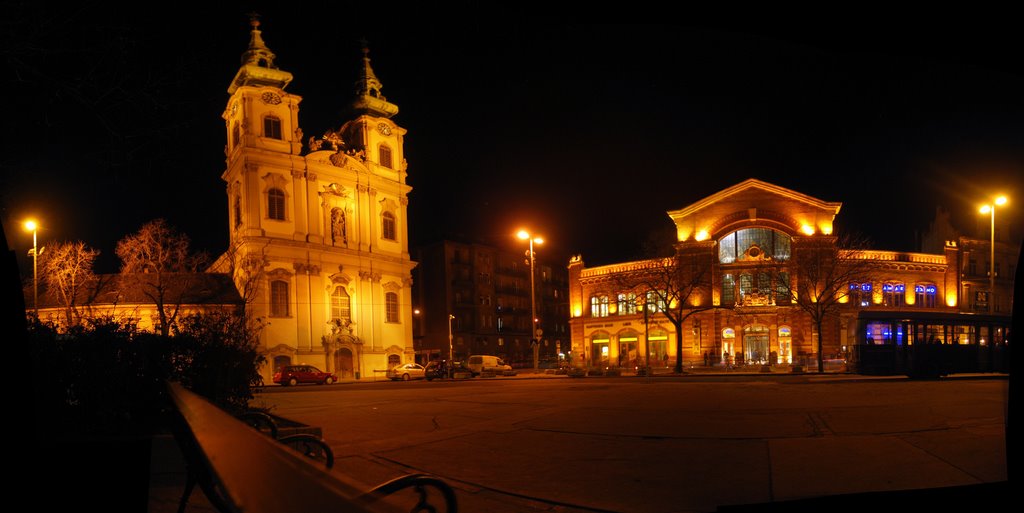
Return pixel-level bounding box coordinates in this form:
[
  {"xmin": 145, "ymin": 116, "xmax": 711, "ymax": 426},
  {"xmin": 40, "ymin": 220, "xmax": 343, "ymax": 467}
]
[
  {"xmin": 448, "ymin": 314, "xmax": 455, "ymax": 374},
  {"xmin": 517, "ymin": 229, "xmax": 544, "ymax": 371},
  {"xmin": 24, "ymin": 220, "xmax": 43, "ymax": 317},
  {"xmin": 979, "ymin": 195, "xmax": 1008, "ymax": 312}
]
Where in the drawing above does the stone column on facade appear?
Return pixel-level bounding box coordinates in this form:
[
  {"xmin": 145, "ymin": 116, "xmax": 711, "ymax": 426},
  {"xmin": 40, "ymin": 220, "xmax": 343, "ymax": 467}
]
[
  {"xmin": 243, "ymin": 162, "xmax": 263, "ymax": 237},
  {"xmin": 367, "ymin": 187, "xmax": 378, "ymax": 250},
  {"xmin": 306, "ymin": 171, "xmax": 324, "ymax": 244},
  {"xmin": 289, "ymin": 102, "xmax": 303, "ymax": 155},
  {"xmin": 292, "ymin": 262, "xmax": 310, "ymax": 351},
  {"xmin": 357, "ymin": 183, "xmax": 370, "ymax": 252},
  {"xmin": 291, "ymin": 169, "xmax": 307, "ymax": 241},
  {"xmin": 398, "ymin": 196, "xmax": 410, "ymax": 258}
]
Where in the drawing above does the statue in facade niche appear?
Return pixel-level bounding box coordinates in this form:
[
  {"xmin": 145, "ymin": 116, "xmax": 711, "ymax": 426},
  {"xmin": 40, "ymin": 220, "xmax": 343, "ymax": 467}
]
[{"xmin": 331, "ymin": 207, "xmax": 347, "ymax": 245}]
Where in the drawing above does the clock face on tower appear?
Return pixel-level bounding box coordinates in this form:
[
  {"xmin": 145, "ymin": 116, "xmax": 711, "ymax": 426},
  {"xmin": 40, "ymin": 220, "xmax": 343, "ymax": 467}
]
[{"xmin": 377, "ymin": 122, "xmax": 392, "ymax": 136}]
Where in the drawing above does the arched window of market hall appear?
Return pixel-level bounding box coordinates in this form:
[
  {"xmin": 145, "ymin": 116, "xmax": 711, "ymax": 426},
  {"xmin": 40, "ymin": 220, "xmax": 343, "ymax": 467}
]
[
  {"xmin": 590, "ymin": 295, "xmax": 609, "ymax": 317},
  {"xmin": 617, "ymin": 292, "xmax": 636, "ymax": 315},
  {"xmin": 721, "ymin": 274, "xmax": 736, "ymax": 305},
  {"xmin": 883, "ymin": 282, "xmax": 905, "ymax": 307},
  {"xmin": 916, "ymin": 284, "xmax": 937, "ymax": 308},
  {"xmin": 718, "ymin": 228, "xmax": 792, "ymax": 264}
]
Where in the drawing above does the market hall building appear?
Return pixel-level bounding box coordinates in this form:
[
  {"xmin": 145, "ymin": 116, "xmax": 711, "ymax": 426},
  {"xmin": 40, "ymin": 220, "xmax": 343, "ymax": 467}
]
[{"xmin": 567, "ymin": 179, "xmax": 1015, "ymax": 372}]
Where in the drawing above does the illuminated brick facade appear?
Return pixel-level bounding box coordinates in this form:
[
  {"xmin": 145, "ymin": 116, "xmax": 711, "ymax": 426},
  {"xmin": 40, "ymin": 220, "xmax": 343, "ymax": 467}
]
[{"xmin": 568, "ymin": 179, "xmax": 1017, "ymax": 370}]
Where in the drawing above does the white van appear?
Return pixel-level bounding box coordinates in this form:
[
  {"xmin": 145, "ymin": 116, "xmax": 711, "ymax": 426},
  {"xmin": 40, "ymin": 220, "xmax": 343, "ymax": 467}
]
[{"xmin": 466, "ymin": 355, "xmax": 514, "ymax": 376}]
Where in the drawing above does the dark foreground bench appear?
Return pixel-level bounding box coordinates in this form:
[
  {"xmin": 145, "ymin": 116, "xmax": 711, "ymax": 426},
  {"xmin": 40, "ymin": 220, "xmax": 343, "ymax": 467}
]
[{"xmin": 167, "ymin": 381, "xmax": 457, "ymax": 513}]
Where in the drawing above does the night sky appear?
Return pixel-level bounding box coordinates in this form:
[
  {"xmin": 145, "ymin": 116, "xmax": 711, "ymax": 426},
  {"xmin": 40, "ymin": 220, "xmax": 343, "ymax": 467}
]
[{"xmin": 4, "ymin": 6, "xmax": 1023, "ymax": 276}]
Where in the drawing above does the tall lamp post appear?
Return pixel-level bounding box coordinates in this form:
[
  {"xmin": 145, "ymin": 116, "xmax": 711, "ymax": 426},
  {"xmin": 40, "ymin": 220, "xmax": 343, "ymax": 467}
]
[
  {"xmin": 517, "ymin": 229, "xmax": 544, "ymax": 371},
  {"xmin": 448, "ymin": 314, "xmax": 455, "ymax": 363},
  {"xmin": 979, "ymin": 195, "xmax": 1007, "ymax": 312},
  {"xmin": 24, "ymin": 220, "xmax": 43, "ymax": 317}
]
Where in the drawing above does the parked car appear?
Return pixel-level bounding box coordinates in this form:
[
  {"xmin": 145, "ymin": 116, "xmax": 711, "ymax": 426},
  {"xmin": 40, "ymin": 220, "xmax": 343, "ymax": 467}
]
[
  {"xmin": 273, "ymin": 365, "xmax": 337, "ymax": 386},
  {"xmin": 425, "ymin": 360, "xmax": 473, "ymax": 380},
  {"xmin": 387, "ymin": 363, "xmax": 426, "ymax": 381},
  {"xmin": 466, "ymin": 355, "xmax": 514, "ymax": 376}
]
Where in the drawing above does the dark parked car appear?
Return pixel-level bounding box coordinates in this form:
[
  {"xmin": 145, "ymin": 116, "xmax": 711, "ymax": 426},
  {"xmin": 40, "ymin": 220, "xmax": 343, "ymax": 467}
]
[
  {"xmin": 425, "ymin": 360, "xmax": 473, "ymax": 380},
  {"xmin": 273, "ymin": 365, "xmax": 337, "ymax": 386}
]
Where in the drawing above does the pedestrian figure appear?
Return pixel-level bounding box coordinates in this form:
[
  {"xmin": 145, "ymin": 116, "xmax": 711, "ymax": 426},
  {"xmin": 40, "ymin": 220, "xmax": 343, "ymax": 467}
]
[{"xmin": 703, "ymin": 351, "xmax": 709, "ymax": 367}]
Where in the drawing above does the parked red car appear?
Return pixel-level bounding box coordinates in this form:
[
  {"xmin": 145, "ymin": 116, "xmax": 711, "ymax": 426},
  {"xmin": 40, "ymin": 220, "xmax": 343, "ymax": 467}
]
[{"xmin": 273, "ymin": 365, "xmax": 337, "ymax": 386}]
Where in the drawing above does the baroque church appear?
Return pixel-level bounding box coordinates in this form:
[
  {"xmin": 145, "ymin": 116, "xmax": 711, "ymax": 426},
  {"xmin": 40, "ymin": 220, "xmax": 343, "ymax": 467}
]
[{"xmin": 210, "ymin": 18, "xmax": 416, "ymax": 383}]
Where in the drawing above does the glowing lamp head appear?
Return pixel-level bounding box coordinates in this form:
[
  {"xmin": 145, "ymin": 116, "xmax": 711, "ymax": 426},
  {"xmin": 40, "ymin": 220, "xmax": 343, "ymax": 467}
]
[
  {"xmin": 801, "ymin": 224, "xmax": 815, "ymax": 236},
  {"xmin": 24, "ymin": 220, "xmax": 38, "ymax": 232},
  {"xmin": 995, "ymin": 196, "xmax": 1007, "ymax": 206},
  {"xmin": 694, "ymin": 230, "xmax": 709, "ymax": 241},
  {"xmin": 980, "ymin": 205, "xmax": 991, "ymax": 214},
  {"xmin": 517, "ymin": 230, "xmax": 543, "ymax": 244}
]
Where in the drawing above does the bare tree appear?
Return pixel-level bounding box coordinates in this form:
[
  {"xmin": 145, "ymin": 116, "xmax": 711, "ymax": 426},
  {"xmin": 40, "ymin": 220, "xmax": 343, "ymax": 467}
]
[
  {"xmin": 777, "ymin": 233, "xmax": 874, "ymax": 373},
  {"xmin": 615, "ymin": 242, "xmax": 716, "ymax": 374},
  {"xmin": 209, "ymin": 241, "xmax": 269, "ymax": 330},
  {"xmin": 116, "ymin": 219, "xmax": 208, "ymax": 336},
  {"xmin": 39, "ymin": 241, "xmax": 99, "ymax": 327}
]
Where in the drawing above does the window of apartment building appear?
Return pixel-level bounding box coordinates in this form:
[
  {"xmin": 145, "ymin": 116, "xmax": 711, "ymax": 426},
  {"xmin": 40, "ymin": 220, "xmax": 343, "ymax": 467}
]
[
  {"xmin": 268, "ymin": 188, "xmax": 286, "ymax": 220},
  {"xmin": 264, "ymin": 115, "xmax": 282, "ymax": 139},
  {"xmin": 379, "ymin": 145, "xmax": 393, "ymax": 169},
  {"xmin": 270, "ymin": 280, "xmax": 289, "ymax": 317},
  {"xmin": 232, "ymin": 124, "xmax": 240, "ymax": 146},
  {"xmin": 969, "ymin": 258, "xmax": 977, "ymax": 276},
  {"xmin": 381, "ymin": 211, "xmax": 396, "ymax": 240},
  {"xmin": 721, "ymin": 274, "xmax": 735, "ymax": 305},
  {"xmin": 617, "ymin": 292, "xmax": 636, "ymax": 315},
  {"xmin": 385, "ymin": 292, "xmax": 399, "ymax": 323},
  {"xmin": 331, "ymin": 287, "xmax": 351, "ymax": 323},
  {"xmin": 975, "ymin": 290, "xmax": 989, "ymax": 311},
  {"xmin": 497, "ymin": 317, "xmax": 504, "ymax": 331},
  {"xmin": 591, "ymin": 295, "xmax": 609, "ymax": 317}
]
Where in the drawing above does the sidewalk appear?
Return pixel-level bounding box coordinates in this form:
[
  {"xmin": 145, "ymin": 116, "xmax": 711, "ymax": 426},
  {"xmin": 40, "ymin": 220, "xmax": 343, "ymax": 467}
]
[{"xmin": 152, "ymin": 369, "xmax": 1008, "ymax": 512}]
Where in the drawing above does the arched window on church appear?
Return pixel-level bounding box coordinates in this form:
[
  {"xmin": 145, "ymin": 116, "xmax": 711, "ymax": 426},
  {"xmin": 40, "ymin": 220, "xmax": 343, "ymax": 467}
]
[
  {"xmin": 379, "ymin": 144, "xmax": 393, "ymax": 169},
  {"xmin": 270, "ymin": 280, "xmax": 289, "ymax": 317},
  {"xmin": 331, "ymin": 286, "xmax": 351, "ymax": 324},
  {"xmin": 381, "ymin": 211, "xmax": 396, "ymax": 240},
  {"xmin": 268, "ymin": 188, "xmax": 286, "ymax": 220},
  {"xmin": 264, "ymin": 115, "xmax": 282, "ymax": 139},
  {"xmin": 385, "ymin": 292, "xmax": 399, "ymax": 323}
]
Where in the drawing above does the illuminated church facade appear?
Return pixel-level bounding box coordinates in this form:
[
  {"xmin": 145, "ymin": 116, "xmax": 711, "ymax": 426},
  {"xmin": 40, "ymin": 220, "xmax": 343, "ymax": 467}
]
[
  {"xmin": 567, "ymin": 179, "xmax": 1015, "ymax": 371},
  {"xmin": 210, "ymin": 19, "xmax": 416, "ymax": 383}
]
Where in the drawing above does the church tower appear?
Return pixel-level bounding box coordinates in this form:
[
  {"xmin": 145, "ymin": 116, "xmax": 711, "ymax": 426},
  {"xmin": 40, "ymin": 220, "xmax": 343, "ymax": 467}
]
[{"xmin": 216, "ymin": 16, "xmax": 416, "ymax": 383}]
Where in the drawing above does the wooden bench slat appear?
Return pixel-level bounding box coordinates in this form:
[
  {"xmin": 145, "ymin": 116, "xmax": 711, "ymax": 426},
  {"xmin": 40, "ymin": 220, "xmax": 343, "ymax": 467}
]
[{"xmin": 169, "ymin": 382, "xmax": 388, "ymax": 513}]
